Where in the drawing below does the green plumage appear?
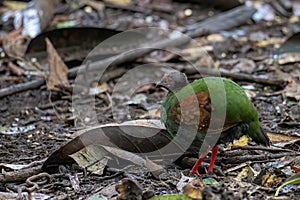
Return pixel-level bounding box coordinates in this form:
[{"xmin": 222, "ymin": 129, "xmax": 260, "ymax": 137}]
[{"xmin": 160, "ymin": 75, "xmax": 270, "ymax": 147}]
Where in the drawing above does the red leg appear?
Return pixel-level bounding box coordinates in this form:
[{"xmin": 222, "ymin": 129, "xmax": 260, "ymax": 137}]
[
  {"xmin": 190, "ymin": 149, "xmax": 209, "ymax": 175},
  {"xmin": 207, "ymin": 145, "xmax": 219, "ymax": 173}
]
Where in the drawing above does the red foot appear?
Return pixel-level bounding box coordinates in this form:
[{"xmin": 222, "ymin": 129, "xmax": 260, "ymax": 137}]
[
  {"xmin": 190, "ymin": 145, "xmax": 219, "ymax": 174},
  {"xmin": 190, "ymin": 149, "xmax": 209, "ymax": 175},
  {"xmin": 207, "ymin": 145, "xmax": 219, "ymax": 173}
]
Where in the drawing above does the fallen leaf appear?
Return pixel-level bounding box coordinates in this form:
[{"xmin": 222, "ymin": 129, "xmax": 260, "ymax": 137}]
[
  {"xmin": 95, "ymin": 183, "xmax": 118, "ymax": 199},
  {"xmin": 177, "ymin": 173, "xmax": 195, "ymax": 191},
  {"xmin": 262, "ymin": 171, "xmax": 283, "ymax": 188},
  {"xmin": 236, "ymin": 165, "xmax": 258, "ymax": 182},
  {"xmin": 268, "ymin": 133, "xmax": 299, "ymax": 144},
  {"xmin": 182, "ymin": 178, "xmax": 204, "ymax": 199},
  {"xmin": 87, "ymin": 194, "xmax": 108, "ymax": 200},
  {"xmin": 202, "ymin": 178, "xmax": 218, "ymax": 185},
  {"xmin": 46, "ymin": 37, "xmax": 70, "ymax": 91},
  {"xmin": 231, "ymin": 58, "xmax": 256, "ymax": 74},
  {"xmin": 291, "ymin": 166, "xmax": 300, "ymax": 173},
  {"xmin": 41, "ymin": 120, "xmax": 199, "ymax": 173},
  {"xmin": 145, "ymin": 157, "xmax": 164, "ymax": 179},
  {"xmin": 102, "ymin": 145, "xmax": 147, "ymax": 166},
  {"xmin": 2, "ymin": 32, "xmax": 30, "ymax": 59},
  {"xmin": 116, "ymin": 178, "xmax": 143, "ymax": 200},
  {"xmin": 233, "ymin": 135, "xmax": 249, "ymax": 147},
  {"xmin": 0, "ymin": 24, "xmax": 23, "ymax": 46},
  {"xmin": 284, "ymin": 80, "xmax": 300, "ymax": 101},
  {"xmin": 69, "ymin": 144, "xmax": 108, "ymax": 175}
]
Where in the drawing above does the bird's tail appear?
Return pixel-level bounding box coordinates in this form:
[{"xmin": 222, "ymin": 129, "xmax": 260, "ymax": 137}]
[{"xmin": 251, "ymin": 127, "xmax": 270, "ymax": 146}]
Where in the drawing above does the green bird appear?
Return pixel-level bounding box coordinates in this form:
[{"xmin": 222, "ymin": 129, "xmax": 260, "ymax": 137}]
[{"xmin": 157, "ymin": 72, "xmax": 270, "ymax": 174}]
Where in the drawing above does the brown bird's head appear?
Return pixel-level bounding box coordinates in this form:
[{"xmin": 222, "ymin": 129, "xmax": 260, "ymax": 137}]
[{"xmin": 156, "ymin": 72, "xmax": 189, "ymax": 92}]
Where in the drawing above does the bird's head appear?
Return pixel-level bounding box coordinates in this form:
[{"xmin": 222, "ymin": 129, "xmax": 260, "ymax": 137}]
[{"xmin": 156, "ymin": 72, "xmax": 189, "ymax": 92}]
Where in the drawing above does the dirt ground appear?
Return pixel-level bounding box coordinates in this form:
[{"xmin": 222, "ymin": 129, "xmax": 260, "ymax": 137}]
[{"xmin": 1, "ymin": 0, "xmax": 300, "ymax": 199}]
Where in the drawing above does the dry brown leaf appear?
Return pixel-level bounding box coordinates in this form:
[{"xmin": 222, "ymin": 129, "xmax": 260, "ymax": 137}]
[
  {"xmin": 46, "ymin": 37, "xmax": 70, "ymax": 91},
  {"xmin": 182, "ymin": 178, "xmax": 204, "ymax": 199},
  {"xmin": 1, "ymin": 25, "xmax": 30, "ymax": 59},
  {"xmin": 0, "ymin": 24, "xmax": 23, "ymax": 46},
  {"xmin": 268, "ymin": 132, "xmax": 299, "ymax": 144},
  {"xmin": 284, "ymin": 80, "xmax": 300, "ymax": 101},
  {"xmin": 262, "ymin": 172, "xmax": 283, "ymax": 187},
  {"xmin": 145, "ymin": 157, "xmax": 164, "ymax": 179}
]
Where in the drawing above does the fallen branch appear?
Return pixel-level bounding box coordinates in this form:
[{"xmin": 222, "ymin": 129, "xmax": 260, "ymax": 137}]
[
  {"xmin": 0, "ymin": 165, "xmax": 42, "ymax": 183},
  {"xmin": 219, "ymin": 152, "xmax": 300, "ymax": 164},
  {"xmin": 0, "ymin": 79, "xmax": 45, "ymax": 98}
]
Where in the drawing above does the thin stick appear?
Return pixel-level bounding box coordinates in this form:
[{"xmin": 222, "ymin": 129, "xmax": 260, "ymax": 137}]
[{"xmin": 185, "ymin": 67, "xmax": 287, "ymax": 87}]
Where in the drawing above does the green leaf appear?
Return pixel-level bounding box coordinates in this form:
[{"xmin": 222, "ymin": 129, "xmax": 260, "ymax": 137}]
[
  {"xmin": 87, "ymin": 194, "xmax": 108, "ymax": 200},
  {"xmin": 275, "ymin": 173, "xmax": 300, "ymax": 196},
  {"xmin": 203, "ymin": 178, "xmax": 218, "ymax": 185},
  {"xmin": 150, "ymin": 194, "xmax": 193, "ymax": 200}
]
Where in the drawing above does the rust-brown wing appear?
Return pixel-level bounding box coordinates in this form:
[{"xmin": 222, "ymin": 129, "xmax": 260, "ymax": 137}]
[{"xmin": 170, "ymin": 90, "xmax": 239, "ymax": 134}]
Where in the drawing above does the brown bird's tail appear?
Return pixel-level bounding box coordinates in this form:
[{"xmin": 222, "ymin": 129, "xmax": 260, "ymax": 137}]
[{"xmin": 251, "ymin": 127, "xmax": 270, "ymax": 146}]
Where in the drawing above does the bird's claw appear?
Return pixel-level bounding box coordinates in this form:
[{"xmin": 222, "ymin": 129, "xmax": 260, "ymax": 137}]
[{"xmin": 190, "ymin": 169, "xmax": 200, "ymax": 176}]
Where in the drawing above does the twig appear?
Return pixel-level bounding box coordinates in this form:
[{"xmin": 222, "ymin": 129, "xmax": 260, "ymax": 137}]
[
  {"xmin": 218, "ymin": 152, "xmax": 300, "ymax": 164},
  {"xmin": 231, "ymin": 145, "xmax": 295, "ymax": 153},
  {"xmin": 103, "ymin": 2, "xmax": 151, "ymax": 14},
  {"xmin": 0, "ymin": 78, "xmax": 45, "ymax": 98},
  {"xmin": 185, "ymin": 67, "xmax": 287, "ymax": 87},
  {"xmin": 224, "ymin": 161, "xmax": 251, "ymax": 174},
  {"xmin": 0, "ymin": 165, "xmax": 42, "ymax": 183}
]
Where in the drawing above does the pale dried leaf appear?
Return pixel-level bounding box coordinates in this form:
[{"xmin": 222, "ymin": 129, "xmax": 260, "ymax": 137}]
[
  {"xmin": 69, "ymin": 144, "xmax": 108, "ymax": 175},
  {"xmin": 102, "ymin": 145, "xmax": 146, "ymax": 166},
  {"xmin": 3, "ymin": 35, "xmax": 29, "ymax": 58},
  {"xmin": 46, "ymin": 37, "xmax": 70, "ymax": 91},
  {"xmin": 177, "ymin": 173, "xmax": 194, "ymax": 191}
]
